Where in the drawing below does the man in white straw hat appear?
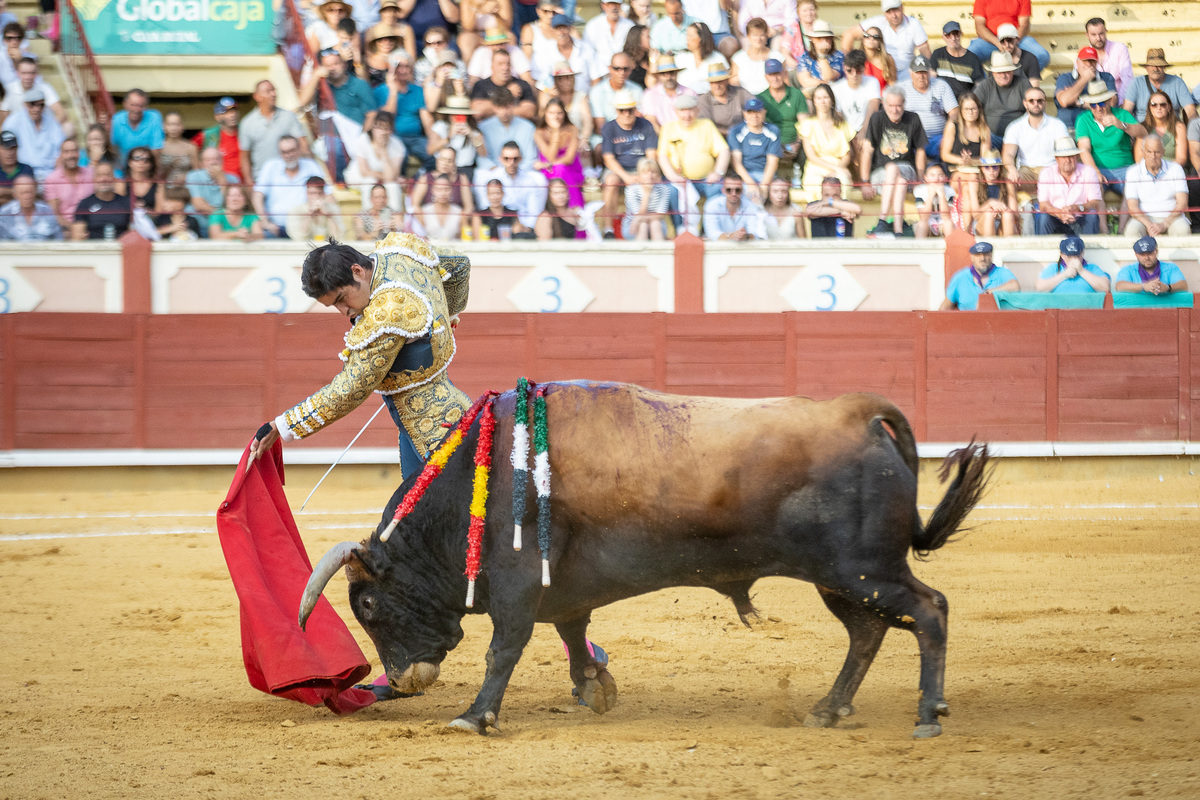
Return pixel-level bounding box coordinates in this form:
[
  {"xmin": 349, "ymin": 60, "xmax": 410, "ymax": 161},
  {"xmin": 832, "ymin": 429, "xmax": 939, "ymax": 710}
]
[
  {"xmin": 989, "ymin": 22, "xmax": 1040, "ymax": 87},
  {"xmin": 1075, "ymin": 77, "xmax": 1145, "ymax": 197},
  {"xmin": 696, "ymin": 61, "xmax": 752, "ymax": 136},
  {"xmin": 841, "ymin": 0, "xmax": 931, "ymax": 82},
  {"xmin": 598, "ymin": 89, "xmax": 658, "ymax": 236},
  {"xmin": 1035, "ymin": 136, "xmax": 1104, "ymax": 236},
  {"xmin": 975, "ymin": 51, "xmax": 1032, "ymax": 143},
  {"xmin": 1124, "ymin": 134, "xmax": 1191, "ymax": 238},
  {"xmin": 1122, "ymin": 48, "xmax": 1196, "ymax": 122}
]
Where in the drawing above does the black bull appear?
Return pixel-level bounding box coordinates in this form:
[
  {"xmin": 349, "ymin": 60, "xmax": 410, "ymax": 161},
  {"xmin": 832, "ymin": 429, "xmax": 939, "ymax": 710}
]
[{"xmin": 300, "ymin": 382, "xmax": 991, "ymax": 738}]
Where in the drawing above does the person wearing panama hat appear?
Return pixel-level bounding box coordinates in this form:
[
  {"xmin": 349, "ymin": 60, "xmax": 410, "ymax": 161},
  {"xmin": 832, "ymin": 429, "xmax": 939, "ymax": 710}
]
[
  {"xmin": 1053, "ymin": 45, "xmax": 1116, "ymax": 132},
  {"xmin": 696, "ymin": 60, "xmax": 752, "ymax": 135},
  {"xmin": 1034, "ymin": 136, "xmax": 1105, "ymax": 236},
  {"xmin": 1121, "ymin": 48, "xmax": 1197, "ymax": 122},
  {"xmin": 796, "ymin": 19, "xmax": 843, "ymax": 91},
  {"xmin": 1075, "ymin": 77, "xmax": 1146, "ymax": 197},
  {"xmin": 457, "ymin": 0, "xmax": 515, "ymax": 67},
  {"xmin": 639, "ymin": 54, "xmax": 695, "ymax": 131},
  {"xmin": 975, "ymin": 51, "xmax": 1032, "ymax": 139},
  {"xmin": 466, "ymin": 25, "xmax": 534, "ymax": 85},
  {"xmin": 362, "ymin": 23, "xmax": 417, "ymax": 87}
]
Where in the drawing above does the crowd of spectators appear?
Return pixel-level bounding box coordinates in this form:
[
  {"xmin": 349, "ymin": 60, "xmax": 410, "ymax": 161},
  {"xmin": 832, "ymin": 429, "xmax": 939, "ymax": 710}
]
[{"xmin": 2, "ymin": 1, "xmax": 1200, "ymax": 243}]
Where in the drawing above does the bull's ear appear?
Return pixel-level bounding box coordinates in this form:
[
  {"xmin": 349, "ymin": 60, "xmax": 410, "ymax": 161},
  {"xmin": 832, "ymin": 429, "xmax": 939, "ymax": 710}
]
[{"xmin": 348, "ymin": 547, "xmax": 378, "ymax": 580}]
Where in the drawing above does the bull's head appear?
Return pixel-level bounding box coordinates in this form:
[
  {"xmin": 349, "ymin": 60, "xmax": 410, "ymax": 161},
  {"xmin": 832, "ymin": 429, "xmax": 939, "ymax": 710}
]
[{"xmin": 299, "ymin": 538, "xmax": 466, "ymax": 695}]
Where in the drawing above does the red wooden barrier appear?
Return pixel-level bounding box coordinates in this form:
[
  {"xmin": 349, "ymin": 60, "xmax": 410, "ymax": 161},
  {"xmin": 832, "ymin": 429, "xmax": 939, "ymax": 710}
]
[{"xmin": 1, "ymin": 311, "xmax": 1194, "ymax": 449}]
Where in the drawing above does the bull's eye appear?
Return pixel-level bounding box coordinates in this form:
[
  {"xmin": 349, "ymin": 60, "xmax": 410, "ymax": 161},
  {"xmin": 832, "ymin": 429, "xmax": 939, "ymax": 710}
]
[{"xmin": 360, "ymin": 595, "xmax": 374, "ymax": 613}]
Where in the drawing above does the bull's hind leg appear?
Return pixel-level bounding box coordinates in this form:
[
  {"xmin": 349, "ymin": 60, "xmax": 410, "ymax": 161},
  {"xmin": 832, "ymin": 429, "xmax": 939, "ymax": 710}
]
[
  {"xmin": 556, "ymin": 615, "xmax": 618, "ymax": 714},
  {"xmin": 804, "ymin": 586, "xmax": 889, "ymax": 729}
]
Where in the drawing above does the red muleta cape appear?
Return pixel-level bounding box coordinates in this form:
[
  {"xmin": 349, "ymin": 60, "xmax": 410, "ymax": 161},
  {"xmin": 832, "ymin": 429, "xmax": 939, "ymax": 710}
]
[{"xmin": 216, "ymin": 440, "xmax": 375, "ymax": 715}]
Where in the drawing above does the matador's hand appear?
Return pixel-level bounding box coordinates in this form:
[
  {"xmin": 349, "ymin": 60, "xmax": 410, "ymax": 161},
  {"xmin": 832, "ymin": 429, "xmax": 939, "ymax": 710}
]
[{"xmin": 249, "ymin": 421, "xmax": 280, "ymax": 463}]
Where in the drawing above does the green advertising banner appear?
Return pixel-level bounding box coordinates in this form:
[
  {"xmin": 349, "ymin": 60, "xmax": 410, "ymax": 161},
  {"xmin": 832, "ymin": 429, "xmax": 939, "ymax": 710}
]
[{"xmin": 72, "ymin": 0, "xmax": 275, "ymax": 55}]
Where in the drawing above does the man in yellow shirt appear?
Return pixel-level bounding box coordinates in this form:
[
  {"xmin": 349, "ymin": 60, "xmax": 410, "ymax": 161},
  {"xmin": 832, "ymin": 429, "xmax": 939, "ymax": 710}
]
[{"xmin": 658, "ymin": 94, "xmax": 730, "ymax": 235}]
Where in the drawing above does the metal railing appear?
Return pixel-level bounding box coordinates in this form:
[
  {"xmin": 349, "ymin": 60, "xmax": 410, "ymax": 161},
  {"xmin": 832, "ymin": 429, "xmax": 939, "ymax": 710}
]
[
  {"xmin": 56, "ymin": 3, "xmax": 116, "ymax": 130},
  {"xmin": 276, "ymin": 0, "xmax": 342, "ymax": 183}
]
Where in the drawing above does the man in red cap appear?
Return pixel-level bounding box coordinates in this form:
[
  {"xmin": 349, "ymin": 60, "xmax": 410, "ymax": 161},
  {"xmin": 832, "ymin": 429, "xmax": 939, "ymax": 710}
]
[{"xmin": 1053, "ymin": 45, "xmax": 1116, "ymax": 132}]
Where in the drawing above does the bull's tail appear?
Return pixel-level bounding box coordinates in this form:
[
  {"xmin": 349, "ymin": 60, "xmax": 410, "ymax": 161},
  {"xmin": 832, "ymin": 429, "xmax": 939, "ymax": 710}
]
[{"xmin": 912, "ymin": 440, "xmax": 993, "ymax": 559}]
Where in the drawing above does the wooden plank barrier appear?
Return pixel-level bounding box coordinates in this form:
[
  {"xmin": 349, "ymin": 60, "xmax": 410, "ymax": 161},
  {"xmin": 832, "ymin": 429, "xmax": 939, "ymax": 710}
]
[{"xmin": 1, "ymin": 310, "xmax": 1196, "ymax": 450}]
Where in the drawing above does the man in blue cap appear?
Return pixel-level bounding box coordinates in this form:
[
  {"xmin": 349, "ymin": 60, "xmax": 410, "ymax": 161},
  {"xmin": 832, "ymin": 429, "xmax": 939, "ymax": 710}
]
[
  {"xmin": 940, "ymin": 241, "xmax": 1019, "ymax": 309},
  {"xmin": 1035, "ymin": 236, "xmax": 1110, "ymax": 293},
  {"xmin": 728, "ymin": 96, "xmax": 782, "ymax": 200},
  {"xmin": 1115, "ymin": 236, "xmax": 1189, "ymax": 295}
]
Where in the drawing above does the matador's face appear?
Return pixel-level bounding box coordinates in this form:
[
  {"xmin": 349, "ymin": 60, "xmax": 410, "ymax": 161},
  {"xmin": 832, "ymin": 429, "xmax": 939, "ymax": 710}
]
[{"xmin": 318, "ymin": 263, "xmax": 374, "ymax": 319}]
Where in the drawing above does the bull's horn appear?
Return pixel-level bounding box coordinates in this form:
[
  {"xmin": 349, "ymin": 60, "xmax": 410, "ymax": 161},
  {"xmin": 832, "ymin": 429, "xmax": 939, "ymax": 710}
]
[{"xmin": 299, "ymin": 541, "xmax": 362, "ymax": 631}]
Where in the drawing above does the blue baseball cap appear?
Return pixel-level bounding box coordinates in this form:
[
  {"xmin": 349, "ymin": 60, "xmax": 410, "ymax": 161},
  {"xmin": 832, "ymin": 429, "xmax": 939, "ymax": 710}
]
[
  {"xmin": 550, "ymin": 13, "xmax": 572, "ymax": 26},
  {"xmin": 743, "ymin": 97, "xmax": 765, "ymax": 112},
  {"xmin": 1059, "ymin": 236, "xmax": 1084, "ymax": 256},
  {"xmin": 214, "ymin": 96, "xmax": 237, "ymax": 114},
  {"xmin": 1133, "ymin": 236, "xmax": 1157, "ymax": 254},
  {"xmin": 764, "ymin": 58, "xmax": 784, "ymax": 74},
  {"xmin": 969, "ymin": 241, "xmax": 993, "ymax": 254}
]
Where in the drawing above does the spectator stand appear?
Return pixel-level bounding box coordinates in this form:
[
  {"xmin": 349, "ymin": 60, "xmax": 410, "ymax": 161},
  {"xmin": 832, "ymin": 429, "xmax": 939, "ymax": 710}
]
[
  {"xmin": 277, "ymin": 0, "xmax": 346, "ymax": 191},
  {"xmin": 56, "ymin": 0, "xmax": 115, "ymax": 130}
]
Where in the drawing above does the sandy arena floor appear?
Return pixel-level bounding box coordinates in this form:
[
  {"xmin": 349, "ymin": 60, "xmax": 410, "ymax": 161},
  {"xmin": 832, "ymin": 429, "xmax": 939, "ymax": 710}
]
[{"xmin": 1, "ymin": 457, "xmax": 1198, "ymax": 799}]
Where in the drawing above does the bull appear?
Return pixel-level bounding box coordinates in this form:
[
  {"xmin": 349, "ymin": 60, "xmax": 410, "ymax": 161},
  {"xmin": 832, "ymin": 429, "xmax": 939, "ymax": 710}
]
[{"xmin": 300, "ymin": 382, "xmax": 991, "ymax": 738}]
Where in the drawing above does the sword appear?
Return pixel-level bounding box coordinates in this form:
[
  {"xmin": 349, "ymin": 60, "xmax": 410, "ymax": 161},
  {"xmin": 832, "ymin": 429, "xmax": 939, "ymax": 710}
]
[{"xmin": 299, "ymin": 403, "xmax": 388, "ymax": 512}]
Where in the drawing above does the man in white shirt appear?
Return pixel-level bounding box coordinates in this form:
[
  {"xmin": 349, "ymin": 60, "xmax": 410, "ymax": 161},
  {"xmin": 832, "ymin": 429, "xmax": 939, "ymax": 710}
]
[
  {"xmin": 532, "ymin": 14, "xmax": 595, "ymax": 92},
  {"xmin": 1001, "ymin": 86, "xmax": 1067, "ymax": 193},
  {"xmin": 0, "ymin": 57, "xmax": 72, "ymax": 138},
  {"xmin": 1085, "ymin": 17, "xmax": 1133, "ymax": 104},
  {"xmin": 1124, "ymin": 134, "xmax": 1191, "ymax": 238},
  {"xmin": 832, "ymin": 49, "xmax": 881, "ymax": 139},
  {"xmin": 841, "ymin": 0, "xmax": 930, "ymax": 81},
  {"xmin": 683, "ymin": 0, "xmax": 739, "ymax": 59},
  {"xmin": 0, "ymin": 88, "xmax": 64, "ymax": 181},
  {"xmin": 250, "ymin": 135, "xmax": 327, "ymax": 238},
  {"xmin": 650, "ymin": 0, "xmax": 698, "ymax": 55},
  {"xmin": 899, "ymin": 54, "xmax": 958, "ymax": 160},
  {"xmin": 584, "ymin": 0, "xmax": 633, "ymax": 78},
  {"xmin": 473, "ymin": 141, "xmax": 548, "ymax": 228},
  {"xmin": 703, "ymin": 176, "xmax": 767, "ymax": 240},
  {"xmin": 466, "ymin": 28, "xmax": 534, "ymax": 84},
  {"xmin": 590, "ymin": 52, "xmax": 644, "ymax": 135}
]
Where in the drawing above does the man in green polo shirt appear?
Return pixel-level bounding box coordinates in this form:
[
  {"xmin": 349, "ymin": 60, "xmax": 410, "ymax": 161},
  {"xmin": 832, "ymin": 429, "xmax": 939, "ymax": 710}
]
[
  {"xmin": 1075, "ymin": 78, "xmax": 1145, "ymax": 196},
  {"xmin": 758, "ymin": 58, "xmax": 808, "ymax": 174}
]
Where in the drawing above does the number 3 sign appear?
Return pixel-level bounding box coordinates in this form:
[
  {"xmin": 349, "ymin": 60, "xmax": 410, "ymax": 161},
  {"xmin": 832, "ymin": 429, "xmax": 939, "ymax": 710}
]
[{"xmin": 782, "ymin": 263, "xmax": 867, "ymax": 311}]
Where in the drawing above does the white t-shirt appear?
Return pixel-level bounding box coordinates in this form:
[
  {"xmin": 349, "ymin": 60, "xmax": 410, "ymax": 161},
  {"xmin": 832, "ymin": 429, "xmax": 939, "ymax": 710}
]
[
  {"xmin": 583, "ymin": 14, "xmax": 634, "ymax": 74},
  {"xmin": 0, "ymin": 78, "xmax": 62, "ymax": 114},
  {"xmin": 831, "ymin": 75, "xmax": 881, "ymax": 133},
  {"xmin": 675, "ymin": 51, "xmax": 730, "ymax": 95},
  {"xmin": 530, "ymin": 38, "xmax": 596, "ymax": 92},
  {"xmin": 1002, "ymin": 113, "xmax": 1069, "ymax": 169},
  {"xmin": 683, "ymin": 0, "xmax": 731, "ymax": 36},
  {"xmin": 731, "ymin": 49, "xmax": 784, "ymax": 96},
  {"xmin": 467, "ymin": 45, "xmax": 533, "ymax": 81},
  {"xmin": 858, "ymin": 14, "xmax": 927, "ymax": 80}
]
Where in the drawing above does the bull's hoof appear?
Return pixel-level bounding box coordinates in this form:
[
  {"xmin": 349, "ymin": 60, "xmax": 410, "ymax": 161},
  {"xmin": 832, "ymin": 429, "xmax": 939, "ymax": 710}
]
[
  {"xmin": 577, "ymin": 667, "xmax": 618, "ymax": 714},
  {"xmin": 447, "ymin": 715, "xmax": 488, "ymax": 735},
  {"xmin": 802, "ymin": 711, "xmax": 836, "ymax": 728},
  {"xmin": 935, "ymin": 701, "xmax": 950, "ymax": 717},
  {"xmin": 912, "ymin": 723, "xmax": 943, "ymax": 739}
]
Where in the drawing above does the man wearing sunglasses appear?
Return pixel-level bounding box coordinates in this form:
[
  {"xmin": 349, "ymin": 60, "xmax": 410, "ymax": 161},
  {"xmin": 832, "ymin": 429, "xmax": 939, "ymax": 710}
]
[
  {"xmin": 0, "ymin": 87, "xmax": 63, "ymax": 182},
  {"xmin": 1076, "ymin": 78, "xmax": 1146, "ymax": 198},
  {"xmin": 841, "ymin": 0, "xmax": 931, "ymax": 82},
  {"xmin": 0, "ymin": 57, "xmax": 71, "ymax": 138},
  {"xmin": 589, "ymin": 53, "xmax": 643, "ymax": 132},
  {"xmin": 703, "ymin": 176, "xmax": 766, "ymax": 241}
]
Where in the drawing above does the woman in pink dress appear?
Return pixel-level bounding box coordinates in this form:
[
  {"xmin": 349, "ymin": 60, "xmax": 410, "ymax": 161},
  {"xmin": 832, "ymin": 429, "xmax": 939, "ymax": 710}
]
[{"xmin": 533, "ymin": 98, "xmax": 585, "ymax": 207}]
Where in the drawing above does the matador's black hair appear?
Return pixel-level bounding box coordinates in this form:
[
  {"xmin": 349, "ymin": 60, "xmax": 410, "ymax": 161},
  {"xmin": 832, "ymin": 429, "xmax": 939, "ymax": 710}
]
[{"xmin": 300, "ymin": 239, "xmax": 374, "ymax": 299}]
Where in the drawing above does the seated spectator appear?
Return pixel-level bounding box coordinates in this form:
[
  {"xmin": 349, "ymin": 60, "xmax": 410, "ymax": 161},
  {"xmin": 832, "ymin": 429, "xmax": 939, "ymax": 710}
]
[
  {"xmin": 42, "ymin": 139, "xmax": 93, "ymax": 229},
  {"xmin": 1, "ymin": 57, "xmax": 72, "ymax": 138},
  {"xmin": 0, "ymin": 174, "xmax": 60, "ymax": 240},
  {"xmin": 860, "ymin": 85, "xmax": 926, "ymax": 237},
  {"xmin": 941, "ymin": 90, "xmax": 987, "ymax": 184},
  {"xmin": 470, "ymin": 28, "xmax": 534, "ymax": 85},
  {"xmin": 703, "ymin": 176, "xmax": 767, "ymax": 240},
  {"xmin": 401, "ymin": 0, "xmax": 458, "ymax": 44},
  {"xmin": 913, "ymin": 162, "xmax": 954, "ymax": 238},
  {"xmin": 683, "ymin": 0, "xmax": 738, "ymax": 60},
  {"xmin": 599, "ymin": 90, "xmax": 658, "ymax": 236},
  {"xmin": 160, "ymin": 111, "xmax": 199, "ymax": 179},
  {"xmin": 931, "ymin": 21, "xmax": 983, "ymax": 100},
  {"xmin": 639, "ymin": 56, "xmax": 695, "ymax": 131},
  {"xmin": 154, "ymin": 186, "xmax": 203, "ymax": 241},
  {"xmin": 859, "ymin": 25, "xmax": 896, "ymax": 89},
  {"xmin": 658, "ymin": 94, "xmax": 730, "ymax": 235},
  {"xmin": 477, "ymin": 87, "xmax": 537, "ymax": 170},
  {"xmin": 344, "ymin": 111, "xmax": 405, "ymax": 208},
  {"xmin": 622, "ymin": 157, "xmax": 671, "ymax": 240},
  {"xmin": 307, "ymin": 0, "xmax": 353, "ymax": 54},
  {"xmin": 470, "ymin": 48, "xmax": 538, "ymax": 120},
  {"xmin": 120, "ymin": 147, "xmax": 161, "ymax": 213},
  {"xmin": 697, "ymin": 62, "xmax": 753, "ymax": 136},
  {"xmin": 1115, "ymin": 236, "xmax": 1188, "ymax": 295},
  {"xmin": 192, "ymin": 97, "xmax": 242, "ymax": 181},
  {"xmin": 841, "ymin": 0, "xmax": 929, "ymax": 82},
  {"xmin": 1001, "ymin": 86, "xmax": 1066, "ymax": 193},
  {"xmin": 731, "ymin": 17, "xmax": 783, "ymax": 96},
  {"xmin": 421, "ymin": 51, "xmax": 467, "ymax": 114},
  {"xmin": 300, "ymin": 48, "xmax": 378, "ymax": 130},
  {"xmin": 208, "ymin": 183, "xmax": 264, "ymax": 241},
  {"xmin": 628, "ymin": 0, "xmax": 656, "ymax": 28},
  {"xmin": 428, "ymin": 97, "xmax": 483, "ymax": 179},
  {"xmin": 375, "ymin": 54, "xmax": 434, "ymax": 171},
  {"xmin": 477, "ymin": 177, "xmax": 532, "ymax": 239},
  {"xmin": 970, "ymin": 150, "xmax": 1019, "ymax": 237},
  {"xmin": 110, "ymin": 90, "xmax": 164, "ymax": 165},
  {"xmin": 532, "ymin": 16, "xmax": 594, "ymax": 92},
  {"xmin": 413, "ymin": 26, "xmax": 459, "ymax": 88},
  {"xmin": 1136, "ymin": 91, "xmax": 1188, "ymax": 166},
  {"xmin": 795, "ymin": 20, "xmax": 843, "ymax": 92},
  {"xmin": 363, "ymin": 24, "xmax": 416, "ymax": 88},
  {"xmin": 831, "ymin": 49, "xmax": 881, "ymax": 139},
  {"xmin": 1124, "ymin": 134, "xmax": 1190, "ymax": 238},
  {"xmin": 0, "ymin": 22, "xmax": 32, "ymax": 87},
  {"xmin": 796, "ymin": 83, "xmax": 852, "ymax": 200},
  {"xmin": 239, "ymin": 80, "xmax": 310, "ymax": 184},
  {"xmin": 412, "ymin": 145, "xmax": 474, "ymax": 213},
  {"xmin": 730, "ymin": 96, "xmax": 783, "ymax": 201},
  {"xmin": 1076, "ymin": 79, "xmax": 1146, "ymax": 197},
  {"xmin": 1085, "ymin": 18, "xmax": 1132, "ymax": 104},
  {"xmin": 538, "ymin": 61, "xmax": 594, "ymax": 152},
  {"xmin": 536, "ymin": 177, "xmax": 590, "ymax": 240},
  {"xmin": 737, "ymin": 0, "xmax": 794, "ymax": 52},
  {"xmin": 0, "ymin": 87, "xmax": 64, "ymax": 181},
  {"xmin": 805, "ymin": 174, "xmax": 862, "ymax": 237},
  {"xmin": 416, "ymin": 172, "xmax": 465, "ymax": 240},
  {"xmin": 473, "ymin": 140, "xmax": 548, "ymax": 228},
  {"xmin": 521, "ymin": 0, "xmax": 563, "ymax": 70},
  {"xmin": 940, "ymin": 241, "xmax": 1019, "ymax": 310},
  {"xmin": 620, "ymin": 27, "xmax": 653, "ymax": 91},
  {"xmin": 900, "ymin": 54, "xmax": 958, "ymax": 160},
  {"xmin": 761, "ymin": 175, "xmax": 806, "ymax": 238},
  {"xmin": 783, "ymin": 0, "xmax": 818, "ymax": 69},
  {"xmin": 1054, "ymin": 46, "xmax": 1116, "ymax": 132},
  {"xmin": 650, "ymin": 0, "xmax": 698, "ymax": 56},
  {"xmin": 71, "ymin": 162, "xmax": 132, "ymax": 241},
  {"xmin": 185, "ymin": 146, "xmax": 240, "ymax": 230},
  {"xmin": 353, "ymin": 183, "xmax": 403, "ymax": 240},
  {"xmin": 1123, "ymin": 50, "xmax": 1195, "ymax": 122},
  {"xmin": 758, "ymin": 58, "xmax": 808, "ymax": 170},
  {"xmin": 676, "ymin": 22, "xmax": 729, "ymax": 95},
  {"xmin": 534, "ymin": 98, "xmax": 586, "ymax": 207},
  {"xmin": 252, "ymin": 135, "xmax": 326, "ymax": 238},
  {"xmin": 1035, "ymin": 136, "xmax": 1104, "ymax": 236},
  {"xmin": 991, "ymin": 24, "xmax": 1040, "ymax": 87},
  {"xmin": 584, "ymin": 0, "xmax": 633, "ymax": 77},
  {"xmin": 288, "ymin": 176, "xmax": 345, "ymax": 241},
  {"xmin": 967, "ymin": 0, "xmax": 1049, "ymax": 72},
  {"xmin": 1190, "ymin": 115, "xmax": 1200, "ymax": 233},
  {"xmin": 333, "ymin": 17, "xmax": 365, "ymax": 73},
  {"xmin": 0, "ymin": 129, "xmax": 31, "ymax": 204},
  {"xmin": 590, "ymin": 52, "xmax": 644, "ymax": 134},
  {"xmin": 458, "ymin": 0, "xmax": 514, "ymax": 66},
  {"xmin": 1035, "ymin": 236, "xmax": 1110, "ymax": 294},
  {"xmin": 80, "ymin": 123, "xmax": 118, "ymax": 168},
  {"xmin": 975, "ymin": 52, "xmax": 1032, "ymax": 145}
]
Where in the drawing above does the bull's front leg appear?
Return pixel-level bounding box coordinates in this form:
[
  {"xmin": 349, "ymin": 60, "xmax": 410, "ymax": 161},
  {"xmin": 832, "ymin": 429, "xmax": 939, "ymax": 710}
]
[
  {"xmin": 447, "ymin": 591, "xmax": 539, "ymax": 735},
  {"xmin": 556, "ymin": 615, "xmax": 617, "ymax": 714}
]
